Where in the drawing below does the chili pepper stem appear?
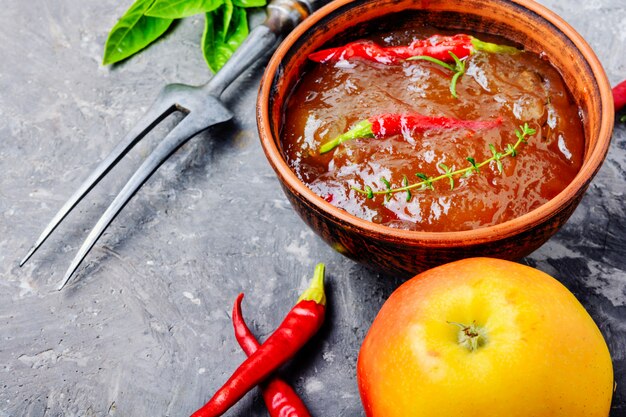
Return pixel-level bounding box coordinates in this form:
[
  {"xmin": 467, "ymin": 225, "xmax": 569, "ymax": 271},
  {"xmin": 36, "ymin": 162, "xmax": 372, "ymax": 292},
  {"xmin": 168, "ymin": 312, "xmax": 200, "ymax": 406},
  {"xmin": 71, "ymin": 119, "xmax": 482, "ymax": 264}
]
[
  {"xmin": 298, "ymin": 263, "xmax": 326, "ymax": 305},
  {"xmin": 470, "ymin": 37, "xmax": 521, "ymax": 54},
  {"xmin": 320, "ymin": 120, "xmax": 374, "ymax": 154}
]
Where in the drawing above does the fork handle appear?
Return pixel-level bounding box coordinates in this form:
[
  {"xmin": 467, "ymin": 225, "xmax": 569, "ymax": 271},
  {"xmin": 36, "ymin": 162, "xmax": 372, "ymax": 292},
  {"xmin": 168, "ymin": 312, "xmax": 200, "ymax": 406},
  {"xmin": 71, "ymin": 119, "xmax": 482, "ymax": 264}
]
[{"xmin": 205, "ymin": 0, "xmax": 328, "ymax": 96}]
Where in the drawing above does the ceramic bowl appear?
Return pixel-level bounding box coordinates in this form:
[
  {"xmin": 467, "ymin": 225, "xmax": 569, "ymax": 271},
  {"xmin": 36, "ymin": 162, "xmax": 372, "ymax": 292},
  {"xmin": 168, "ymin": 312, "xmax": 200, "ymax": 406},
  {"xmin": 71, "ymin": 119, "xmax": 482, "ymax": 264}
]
[{"xmin": 257, "ymin": 0, "xmax": 613, "ymax": 276}]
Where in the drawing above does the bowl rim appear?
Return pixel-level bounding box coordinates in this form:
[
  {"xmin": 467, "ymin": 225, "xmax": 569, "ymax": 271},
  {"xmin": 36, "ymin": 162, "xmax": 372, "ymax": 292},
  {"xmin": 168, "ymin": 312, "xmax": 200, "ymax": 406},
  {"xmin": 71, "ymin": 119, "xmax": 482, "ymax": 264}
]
[{"xmin": 257, "ymin": 0, "xmax": 614, "ymax": 247}]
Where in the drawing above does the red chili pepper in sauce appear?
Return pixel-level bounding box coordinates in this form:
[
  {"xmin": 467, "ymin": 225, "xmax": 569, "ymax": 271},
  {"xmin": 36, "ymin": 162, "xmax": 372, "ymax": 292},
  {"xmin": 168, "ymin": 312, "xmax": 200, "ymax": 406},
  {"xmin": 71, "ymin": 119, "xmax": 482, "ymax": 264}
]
[
  {"xmin": 309, "ymin": 34, "xmax": 519, "ymax": 65},
  {"xmin": 613, "ymin": 79, "xmax": 626, "ymax": 112},
  {"xmin": 190, "ymin": 264, "xmax": 326, "ymax": 417},
  {"xmin": 319, "ymin": 113, "xmax": 502, "ymax": 153},
  {"xmin": 232, "ymin": 293, "xmax": 313, "ymax": 417}
]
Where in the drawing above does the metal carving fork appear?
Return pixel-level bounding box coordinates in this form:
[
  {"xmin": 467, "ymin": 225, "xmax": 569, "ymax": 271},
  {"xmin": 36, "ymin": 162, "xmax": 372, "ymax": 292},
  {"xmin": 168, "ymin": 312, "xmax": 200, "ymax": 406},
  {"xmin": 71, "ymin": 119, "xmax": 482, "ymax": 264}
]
[{"xmin": 21, "ymin": 0, "xmax": 325, "ymax": 290}]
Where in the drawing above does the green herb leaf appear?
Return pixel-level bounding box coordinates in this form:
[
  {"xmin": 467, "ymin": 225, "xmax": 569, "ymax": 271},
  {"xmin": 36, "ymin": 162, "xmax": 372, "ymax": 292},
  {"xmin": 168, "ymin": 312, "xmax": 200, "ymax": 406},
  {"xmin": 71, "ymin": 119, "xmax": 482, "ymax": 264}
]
[
  {"xmin": 466, "ymin": 156, "xmax": 479, "ymax": 173},
  {"xmin": 103, "ymin": 0, "xmax": 174, "ymax": 65},
  {"xmin": 519, "ymin": 123, "xmax": 536, "ymax": 140},
  {"xmin": 146, "ymin": 0, "xmax": 223, "ymax": 18},
  {"xmin": 620, "ymin": 115, "xmax": 626, "ymax": 123},
  {"xmin": 488, "ymin": 144, "xmax": 503, "ymax": 173},
  {"xmin": 524, "ymin": 124, "xmax": 537, "ymax": 136},
  {"xmin": 448, "ymin": 52, "xmax": 466, "ymax": 99},
  {"xmin": 402, "ymin": 175, "xmax": 412, "ymax": 202},
  {"xmin": 450, "ymin": 72, "xmax": 462, "ymax": 98},
  {"xmin": 202, "ymin": 1, "xmax": 248, "ymax": 73},
  {"xmin": 406, "ymin": 55, "xmax": 456, "ymax": 72},
  {"xmin": 506, "ymin": 143, "xmax": 517, "ymax": 157},
  {"xmin": 220, "ymin": 0, "xmax": 234, "ymax": 40},
  {"xmin": 415, "ymin": 173, "xmax": 434, "ymax": 190},
  {"xmin": 380, "ymin": 177, "xmax": 392, "ymax": 202},
  {"xmin": 351, "ymin": 124, "xmax": 535, "ymax": 201},
  {"xmin": 439, "ymin": 163, "xmax": 455, "ymax": 189},
  {"xmin": 408, "ymin": 52, "xmax": 465, "ymax": 98},
  {"xmin": 496, "ymin": 159, "xmax": 504, "ymax": 173},
  {"xmin": 233, "ymin": 0, "xmax": 267, "ymax": 7},
  {"xmin": 449, "ymin": 52, "xmax": 464, "ymax": 71}
]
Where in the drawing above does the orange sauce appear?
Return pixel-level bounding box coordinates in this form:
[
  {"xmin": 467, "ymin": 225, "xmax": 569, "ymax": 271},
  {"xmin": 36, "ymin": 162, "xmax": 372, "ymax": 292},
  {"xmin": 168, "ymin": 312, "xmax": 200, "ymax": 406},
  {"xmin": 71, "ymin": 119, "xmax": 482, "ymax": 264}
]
[{"xmin": 281, "ymin": 27, "xmax": 584, "ymax": 232}]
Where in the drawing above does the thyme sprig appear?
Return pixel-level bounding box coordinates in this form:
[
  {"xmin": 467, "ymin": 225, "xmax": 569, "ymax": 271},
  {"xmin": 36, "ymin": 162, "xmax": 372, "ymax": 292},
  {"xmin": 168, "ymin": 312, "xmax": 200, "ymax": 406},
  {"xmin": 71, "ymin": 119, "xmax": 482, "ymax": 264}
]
[
  {"xmin": 352, "ymin": 123, "xmax": 537, "ymax": 201},
  {"xmin": 407, "ymin": 52, "xmax": 466, "ymax": 98}
]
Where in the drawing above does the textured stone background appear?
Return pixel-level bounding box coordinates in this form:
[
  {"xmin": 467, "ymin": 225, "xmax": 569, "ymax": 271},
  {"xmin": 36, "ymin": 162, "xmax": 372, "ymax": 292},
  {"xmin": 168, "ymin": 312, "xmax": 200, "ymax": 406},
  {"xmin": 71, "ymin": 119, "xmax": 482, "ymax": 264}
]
[{"xmin": 1, "ymin": 0, "xmax": 625, "ymax": 416}]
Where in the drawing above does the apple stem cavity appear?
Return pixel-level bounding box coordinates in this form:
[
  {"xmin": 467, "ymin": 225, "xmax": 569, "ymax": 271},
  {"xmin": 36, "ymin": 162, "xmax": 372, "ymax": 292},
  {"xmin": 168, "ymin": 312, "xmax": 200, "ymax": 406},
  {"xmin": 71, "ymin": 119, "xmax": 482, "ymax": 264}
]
[{"xmin": 448, "ymin": 321, "xmax": 487, "ymax": 352}]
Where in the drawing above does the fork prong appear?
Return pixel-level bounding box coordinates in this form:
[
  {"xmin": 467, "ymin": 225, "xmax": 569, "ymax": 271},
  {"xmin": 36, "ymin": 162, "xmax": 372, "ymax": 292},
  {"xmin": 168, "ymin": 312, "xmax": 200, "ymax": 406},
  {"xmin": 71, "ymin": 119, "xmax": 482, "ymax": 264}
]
[
  {"xmin": 56, "ymin": 115, "xmax": 217, "ymax": 290},
  {"xmin": 20, "ymin": 101, "xmax": 177, "ymax": 267}
]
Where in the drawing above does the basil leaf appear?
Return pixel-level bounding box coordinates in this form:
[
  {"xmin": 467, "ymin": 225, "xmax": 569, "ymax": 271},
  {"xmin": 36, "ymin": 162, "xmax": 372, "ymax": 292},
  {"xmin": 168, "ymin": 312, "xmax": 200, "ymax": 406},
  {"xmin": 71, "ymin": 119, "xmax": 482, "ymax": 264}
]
[
  {"xmin": 202, "ymin": 3, "xmax": 248, "ymax": 73},
  {"xmin": 103, "ymin": 0, "xmax": 174, "ymax": 65},
  {"xmin": 233, "ymin": 0, "xmax": 267, "ymax": 8},
  {"xmin": 221, "ymin": 0, "xmax": 234, "ymax": 42},
  {"xmin": 145, "ymin": 0, "xmax": 223, "ymax": 18}
]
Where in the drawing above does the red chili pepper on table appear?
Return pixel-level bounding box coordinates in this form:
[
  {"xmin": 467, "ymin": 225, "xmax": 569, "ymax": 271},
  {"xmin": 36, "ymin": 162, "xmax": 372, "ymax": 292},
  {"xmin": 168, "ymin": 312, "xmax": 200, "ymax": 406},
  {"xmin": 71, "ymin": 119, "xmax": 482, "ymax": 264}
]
[
  {"xmin": 613, "ymin": 79, "xmax": 626, "ymax": 113},
  {"xmin": 190, "ymin": 264, "xmax": 326, "ymax": 417},
  {"xmin": 308, "ymin": 34, "xmax": 520, "ymax": 64},
  {"xmin": 319, "ymin": 113, "xmax": 502, "ymax": 153},
  {"xmin": 233, "ymin": 293, "xmax": 313, "ymax": 417}
]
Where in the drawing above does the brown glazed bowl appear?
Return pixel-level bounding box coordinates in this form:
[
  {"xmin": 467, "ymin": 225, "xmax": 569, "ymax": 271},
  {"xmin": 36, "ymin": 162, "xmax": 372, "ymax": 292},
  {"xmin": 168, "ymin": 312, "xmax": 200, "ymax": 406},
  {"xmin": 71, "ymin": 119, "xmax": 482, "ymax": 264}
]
[{"xmin": 257, "ymin": 0, "xmax": 613, "ymax": 277}]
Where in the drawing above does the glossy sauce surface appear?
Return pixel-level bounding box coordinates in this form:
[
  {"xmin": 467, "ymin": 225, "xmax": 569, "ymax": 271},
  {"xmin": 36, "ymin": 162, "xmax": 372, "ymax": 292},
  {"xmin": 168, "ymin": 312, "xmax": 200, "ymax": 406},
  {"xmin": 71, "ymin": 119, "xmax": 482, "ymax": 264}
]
[{"xmin": 281, "ymin": 27, "xmax": 584, "ymax": 232}]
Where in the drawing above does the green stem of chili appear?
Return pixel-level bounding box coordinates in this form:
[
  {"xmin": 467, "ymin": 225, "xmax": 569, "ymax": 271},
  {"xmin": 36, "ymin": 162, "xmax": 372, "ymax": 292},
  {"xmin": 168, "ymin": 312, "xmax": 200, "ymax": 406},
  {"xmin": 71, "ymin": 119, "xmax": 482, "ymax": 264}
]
[
  {"xmin": 298, "ymin": 263, "xmax": 326, "ymax": 305},
  {"xmin": 470, "ymin": 37, "xmax": 521, "ymax": 54},
  {"xmin": 319, "ymin": 120, "xmax": 374, "ymax": 154}
]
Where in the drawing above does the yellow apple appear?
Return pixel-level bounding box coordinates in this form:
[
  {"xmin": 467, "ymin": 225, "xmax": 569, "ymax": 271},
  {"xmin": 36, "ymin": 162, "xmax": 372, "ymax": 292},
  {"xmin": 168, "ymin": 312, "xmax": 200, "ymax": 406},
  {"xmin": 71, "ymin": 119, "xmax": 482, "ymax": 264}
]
[{"xmin": 357, "ymin": 258, "xmax": 613, "ymax": 417}]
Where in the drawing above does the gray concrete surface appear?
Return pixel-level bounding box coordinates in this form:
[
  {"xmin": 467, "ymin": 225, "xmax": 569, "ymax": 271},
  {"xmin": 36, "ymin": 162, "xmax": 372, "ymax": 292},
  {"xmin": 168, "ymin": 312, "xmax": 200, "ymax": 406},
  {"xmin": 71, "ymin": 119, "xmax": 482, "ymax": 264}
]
[{"xmin": 1, "ymin": 0, "xmax": 625, "ymax": 416}]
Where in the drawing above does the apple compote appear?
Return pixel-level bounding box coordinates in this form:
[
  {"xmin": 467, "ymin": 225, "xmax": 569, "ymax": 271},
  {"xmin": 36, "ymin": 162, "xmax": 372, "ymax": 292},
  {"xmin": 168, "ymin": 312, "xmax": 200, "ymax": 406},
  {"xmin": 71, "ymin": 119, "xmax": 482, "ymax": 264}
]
[{"xmin": 281, "ymin": 26, "xmax": 584, "ymax": 232}]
